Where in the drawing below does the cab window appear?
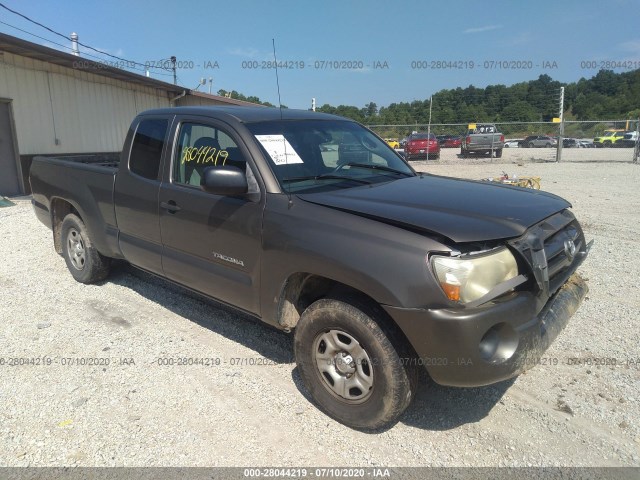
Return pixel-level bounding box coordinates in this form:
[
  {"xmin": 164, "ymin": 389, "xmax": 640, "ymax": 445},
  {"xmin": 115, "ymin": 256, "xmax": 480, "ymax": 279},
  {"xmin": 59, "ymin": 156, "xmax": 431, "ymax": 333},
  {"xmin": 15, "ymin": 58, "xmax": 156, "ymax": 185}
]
[{"xmin": 129, "ymin": 118, "xmax": 168, "ymax": 180}]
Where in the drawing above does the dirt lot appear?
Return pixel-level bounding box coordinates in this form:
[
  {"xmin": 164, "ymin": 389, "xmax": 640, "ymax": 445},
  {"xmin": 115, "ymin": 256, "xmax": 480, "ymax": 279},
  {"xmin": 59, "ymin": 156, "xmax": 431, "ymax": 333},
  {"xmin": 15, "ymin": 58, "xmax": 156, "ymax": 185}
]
[{"xmin": 0, "ymin": 160, "xmax": 639, "ymax": 468}]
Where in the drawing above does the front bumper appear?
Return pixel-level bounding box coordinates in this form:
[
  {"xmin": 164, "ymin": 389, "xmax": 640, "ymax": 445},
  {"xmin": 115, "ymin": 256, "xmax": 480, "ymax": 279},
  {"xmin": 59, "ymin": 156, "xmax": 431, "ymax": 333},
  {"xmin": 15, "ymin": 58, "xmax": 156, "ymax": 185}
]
[{"xmin": 384, "ymin": 272, "xmax": 588, "ymax": 387}]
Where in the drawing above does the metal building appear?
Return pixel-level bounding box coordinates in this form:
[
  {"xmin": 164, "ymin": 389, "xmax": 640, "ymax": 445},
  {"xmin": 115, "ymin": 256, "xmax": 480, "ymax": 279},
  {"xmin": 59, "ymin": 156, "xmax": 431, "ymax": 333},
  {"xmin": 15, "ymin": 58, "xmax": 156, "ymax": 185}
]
[{"xmin": 0, "ymin": 32, "xmax": 258, "ymax": 196}]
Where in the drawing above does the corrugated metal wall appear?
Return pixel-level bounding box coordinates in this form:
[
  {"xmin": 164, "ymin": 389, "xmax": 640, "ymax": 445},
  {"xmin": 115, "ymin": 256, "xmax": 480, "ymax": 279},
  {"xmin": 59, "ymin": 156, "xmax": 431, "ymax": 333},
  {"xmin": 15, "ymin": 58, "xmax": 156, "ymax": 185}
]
[{"xmin": 0, "ymin": 52, "xmax": 172, "ymax": 155}]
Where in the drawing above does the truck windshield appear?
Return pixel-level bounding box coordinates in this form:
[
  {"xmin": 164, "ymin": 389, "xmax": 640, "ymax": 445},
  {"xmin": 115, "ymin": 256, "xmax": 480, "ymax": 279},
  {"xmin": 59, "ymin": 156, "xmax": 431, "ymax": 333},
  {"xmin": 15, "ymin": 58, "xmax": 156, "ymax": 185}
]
[{"xmin": 247, "ymin": 120, "xmax": 415, "ymax": 193}]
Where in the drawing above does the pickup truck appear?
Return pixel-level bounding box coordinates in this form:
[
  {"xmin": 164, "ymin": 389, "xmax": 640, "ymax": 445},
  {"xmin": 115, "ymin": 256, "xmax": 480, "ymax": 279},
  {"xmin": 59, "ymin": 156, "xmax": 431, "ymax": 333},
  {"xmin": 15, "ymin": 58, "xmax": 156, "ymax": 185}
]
[
  {"xmin": 461, "ymin": 123, "xmax": 504, "ymax": 158},
  {"xmin": 30, "ymin": 106, "xmax": 591, "ymax": 430}
]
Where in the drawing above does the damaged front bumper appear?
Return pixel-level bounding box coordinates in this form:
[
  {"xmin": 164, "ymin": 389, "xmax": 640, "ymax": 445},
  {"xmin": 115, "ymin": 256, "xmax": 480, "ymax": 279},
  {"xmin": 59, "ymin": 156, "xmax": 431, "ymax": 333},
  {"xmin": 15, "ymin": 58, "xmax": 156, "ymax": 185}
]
[{"xmin": 385, "ymin": 272, "xmax": 589, "ymax": 387}]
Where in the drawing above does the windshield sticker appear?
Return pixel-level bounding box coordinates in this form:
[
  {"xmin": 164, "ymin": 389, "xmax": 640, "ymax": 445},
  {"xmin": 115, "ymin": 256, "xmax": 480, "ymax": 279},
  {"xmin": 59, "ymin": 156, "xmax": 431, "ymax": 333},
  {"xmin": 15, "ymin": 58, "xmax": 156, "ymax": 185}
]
[
  {"xmin": 255, "ymin": 134, "xmax": 304, "ymax": 165},
  {"xmin": 181, "ymin": 146, "xmax": 228, "ymax": 166}
]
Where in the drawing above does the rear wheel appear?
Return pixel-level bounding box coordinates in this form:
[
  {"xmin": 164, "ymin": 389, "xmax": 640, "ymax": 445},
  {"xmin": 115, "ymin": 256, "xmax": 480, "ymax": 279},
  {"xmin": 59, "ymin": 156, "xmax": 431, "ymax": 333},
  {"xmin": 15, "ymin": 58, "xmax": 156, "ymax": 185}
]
[
  {"xmin": 495, "ymin": 148, "xmax": 503, "ymax": 158},
  {"xmin": 61, "ymin": 214, "xmax": 110, "ymax": 283},
  {"xmin": 294, "ymin": 297, "xmax": 418, "ymax": 430},
  {"xmin": 528, "ymin": 142, "xmax": 534, "ymax": 148},
  {"xmin": 604, "ymin": 141, "xmax": 611, "ymax": 148}
]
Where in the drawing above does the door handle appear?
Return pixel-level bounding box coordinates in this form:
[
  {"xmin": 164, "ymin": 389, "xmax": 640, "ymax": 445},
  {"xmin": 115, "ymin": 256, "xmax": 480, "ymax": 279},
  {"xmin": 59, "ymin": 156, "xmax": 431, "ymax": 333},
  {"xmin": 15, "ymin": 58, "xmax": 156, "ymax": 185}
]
[{"xmin": 160, "ymin": 200, "xmax": 181, "ymax": 213}]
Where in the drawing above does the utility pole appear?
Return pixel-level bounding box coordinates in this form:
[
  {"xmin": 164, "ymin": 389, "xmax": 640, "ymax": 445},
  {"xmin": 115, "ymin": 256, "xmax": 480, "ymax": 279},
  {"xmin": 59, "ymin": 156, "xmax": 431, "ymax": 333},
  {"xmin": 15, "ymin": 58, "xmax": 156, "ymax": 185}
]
[
  {"xmin": 427, "ymin": 95, "xmax": 433, "ymax": 160},
  {"xmin": 208, "ymin": 77, "xmax": 213, "ymax": 94},
  {"xmin": 634, "ymin": 118, "xmax": 640, "ymax": 163},
  {"xmin": 555, "ymin": 86, "xmax": 565, "ymax": 162},
  {"xmin": 170, "ymin": 56, "xmax": 177, "ymax": 85}
]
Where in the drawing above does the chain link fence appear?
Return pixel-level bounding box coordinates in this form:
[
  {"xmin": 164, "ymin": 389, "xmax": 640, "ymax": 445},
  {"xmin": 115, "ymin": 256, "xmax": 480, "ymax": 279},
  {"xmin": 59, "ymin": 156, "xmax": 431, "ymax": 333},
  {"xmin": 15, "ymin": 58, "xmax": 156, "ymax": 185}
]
[{"xmin": 368, "ymin": 120, "xmax": 640, "ymax": 163}]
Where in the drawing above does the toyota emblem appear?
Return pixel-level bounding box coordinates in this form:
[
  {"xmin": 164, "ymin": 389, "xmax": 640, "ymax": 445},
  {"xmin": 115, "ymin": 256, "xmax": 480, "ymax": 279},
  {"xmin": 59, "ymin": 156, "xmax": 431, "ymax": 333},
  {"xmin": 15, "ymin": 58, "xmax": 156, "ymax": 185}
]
[{"xmin": 564, "ymin": 239, "xmax": 576, "ymax": 260}]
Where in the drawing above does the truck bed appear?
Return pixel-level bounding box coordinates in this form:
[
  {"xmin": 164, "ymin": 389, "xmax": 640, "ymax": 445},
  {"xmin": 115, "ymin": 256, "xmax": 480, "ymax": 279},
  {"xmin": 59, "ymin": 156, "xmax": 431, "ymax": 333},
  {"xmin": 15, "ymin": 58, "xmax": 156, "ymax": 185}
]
[
  {"xmin": 33, "ymin": 154, "xmax": 120, "ymax": 170},
  {"xmin": 29, "ymin": 154, "xmax": 121, "ymax": 258}
]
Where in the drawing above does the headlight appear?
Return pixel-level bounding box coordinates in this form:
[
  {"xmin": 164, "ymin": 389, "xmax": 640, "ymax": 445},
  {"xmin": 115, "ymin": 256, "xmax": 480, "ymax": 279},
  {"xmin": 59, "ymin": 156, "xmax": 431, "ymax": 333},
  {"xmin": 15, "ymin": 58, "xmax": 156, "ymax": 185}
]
[{"xmin": 431, "ymin": 247, "xmax": 518, "ymax": 304}]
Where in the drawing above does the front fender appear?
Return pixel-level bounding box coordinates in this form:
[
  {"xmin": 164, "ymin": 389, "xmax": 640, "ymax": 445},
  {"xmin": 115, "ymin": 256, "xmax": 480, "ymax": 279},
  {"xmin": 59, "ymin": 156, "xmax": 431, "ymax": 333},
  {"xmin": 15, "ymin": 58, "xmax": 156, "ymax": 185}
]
[{"xmin": 259, "ymin": 194, "xmax": 452, "ymax": 326}]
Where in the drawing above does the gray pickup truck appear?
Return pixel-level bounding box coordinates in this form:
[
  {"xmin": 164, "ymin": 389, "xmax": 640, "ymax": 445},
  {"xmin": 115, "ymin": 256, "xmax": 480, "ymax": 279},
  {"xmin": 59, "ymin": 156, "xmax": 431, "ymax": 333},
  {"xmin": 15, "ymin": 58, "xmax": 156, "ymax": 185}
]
[
  {"xmin": 461, "ymin": 123, "xmax": 505, "ymax": 158},
  {"xmin": 30, "ymin": 106, "xmax": 590, "ymax": 430}
]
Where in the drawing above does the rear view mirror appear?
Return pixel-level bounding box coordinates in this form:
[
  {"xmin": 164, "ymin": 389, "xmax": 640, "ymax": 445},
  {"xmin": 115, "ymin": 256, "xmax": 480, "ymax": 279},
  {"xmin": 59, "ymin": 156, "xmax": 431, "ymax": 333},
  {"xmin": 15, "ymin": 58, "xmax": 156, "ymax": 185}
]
[{"xmin": 200, "ymin": 166, "xmax": 248, "ymax": 196}]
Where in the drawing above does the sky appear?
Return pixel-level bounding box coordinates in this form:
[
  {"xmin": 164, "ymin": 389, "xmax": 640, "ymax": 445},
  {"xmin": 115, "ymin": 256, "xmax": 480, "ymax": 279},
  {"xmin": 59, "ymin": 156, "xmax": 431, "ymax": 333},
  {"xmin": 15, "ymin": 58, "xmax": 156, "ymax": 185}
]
[{"xmin": 1, "ymin": 0, "xmax": 639, "ymax": 110}]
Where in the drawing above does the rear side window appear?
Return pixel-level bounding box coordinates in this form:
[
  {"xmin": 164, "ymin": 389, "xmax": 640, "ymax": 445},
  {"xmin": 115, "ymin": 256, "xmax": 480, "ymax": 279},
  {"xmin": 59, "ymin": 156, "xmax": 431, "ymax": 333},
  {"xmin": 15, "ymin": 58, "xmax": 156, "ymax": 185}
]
[{"xmin": 129, "ymin": 118, "xmax": 169, "ymax": 180}]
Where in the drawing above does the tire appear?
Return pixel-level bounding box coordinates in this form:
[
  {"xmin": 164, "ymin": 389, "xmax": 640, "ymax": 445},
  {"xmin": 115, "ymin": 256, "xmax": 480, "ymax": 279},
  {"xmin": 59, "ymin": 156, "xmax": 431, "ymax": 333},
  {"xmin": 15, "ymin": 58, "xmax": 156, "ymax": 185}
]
[
  {"xmin": 528, "ymin": 142, "xmax": 534, "ymax": 148},
  {"xmin": 495, "ymin": 148, "xmax": 503, "ymax": 158},
  {"xmin": 545, "ymin": 143, "xmax": 551, "ymax": 148},
  {"xmin": 604, "ymin": 141, "xmax": 611, "ymax": 148},
  {"xmin": 61, "ymin": 214, "xmax": 110, "ymax": 284},
  {"xmin": 294, "ymin": 297, "xmax": 418, "ymax": 430}
]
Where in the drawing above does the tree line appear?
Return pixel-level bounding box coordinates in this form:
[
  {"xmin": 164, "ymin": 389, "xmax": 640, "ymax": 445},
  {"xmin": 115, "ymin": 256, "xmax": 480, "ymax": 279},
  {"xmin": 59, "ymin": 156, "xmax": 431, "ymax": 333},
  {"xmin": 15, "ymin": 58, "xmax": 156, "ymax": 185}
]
[{"xmin": 218, "ymin": 69, "xmax": 640, "ymax": 126}]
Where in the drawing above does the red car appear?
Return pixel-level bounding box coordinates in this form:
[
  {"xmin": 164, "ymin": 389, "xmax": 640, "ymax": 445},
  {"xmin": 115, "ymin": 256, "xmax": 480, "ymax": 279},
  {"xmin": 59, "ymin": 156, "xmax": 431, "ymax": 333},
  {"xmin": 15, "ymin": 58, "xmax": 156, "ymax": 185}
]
[
  {"xmin": 443, "ymin": 136, "xmax": 462, "ymax": 148},
  {"xmin": 405, "ymin": 133, "xmax": 440, "ymax": 160}
]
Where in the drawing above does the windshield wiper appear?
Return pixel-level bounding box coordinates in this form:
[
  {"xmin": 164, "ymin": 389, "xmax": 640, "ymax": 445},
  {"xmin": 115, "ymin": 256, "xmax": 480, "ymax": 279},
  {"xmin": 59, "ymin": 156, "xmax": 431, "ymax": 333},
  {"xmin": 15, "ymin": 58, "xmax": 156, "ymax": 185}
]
[
  {"xmin": 282, "ymin": 174, "xmax": 371, "ymax": 185},
  {"xmin": 338, "ymin": 163, "xmax": 413, "ymax": 177}
]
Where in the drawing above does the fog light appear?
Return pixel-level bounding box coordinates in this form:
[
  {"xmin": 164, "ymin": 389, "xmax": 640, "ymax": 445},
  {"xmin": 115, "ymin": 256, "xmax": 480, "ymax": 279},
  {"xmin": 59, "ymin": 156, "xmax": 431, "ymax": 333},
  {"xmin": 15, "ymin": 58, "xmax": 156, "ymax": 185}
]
[{"xmin": 479, "ymin": 323, "xmax": 519, "ymax": 363}]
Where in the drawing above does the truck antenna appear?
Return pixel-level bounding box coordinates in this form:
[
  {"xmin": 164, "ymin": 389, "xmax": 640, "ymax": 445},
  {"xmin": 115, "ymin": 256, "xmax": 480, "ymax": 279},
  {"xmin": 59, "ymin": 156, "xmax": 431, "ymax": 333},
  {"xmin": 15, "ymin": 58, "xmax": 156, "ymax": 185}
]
[
  {"xmin": 272, "ymin": 38, "xmax": 283, "ymax": 119},
  {"xmin": 271, "ymin": 39, "xmax": 292, "ymax": 206}
]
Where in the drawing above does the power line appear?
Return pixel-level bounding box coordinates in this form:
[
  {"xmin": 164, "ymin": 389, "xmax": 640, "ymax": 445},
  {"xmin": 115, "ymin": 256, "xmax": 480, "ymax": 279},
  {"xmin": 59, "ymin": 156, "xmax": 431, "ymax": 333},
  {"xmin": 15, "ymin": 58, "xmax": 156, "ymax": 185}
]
[{"xmin": 0, "ymin": 2, "xmax": 171, "ymax": 72}]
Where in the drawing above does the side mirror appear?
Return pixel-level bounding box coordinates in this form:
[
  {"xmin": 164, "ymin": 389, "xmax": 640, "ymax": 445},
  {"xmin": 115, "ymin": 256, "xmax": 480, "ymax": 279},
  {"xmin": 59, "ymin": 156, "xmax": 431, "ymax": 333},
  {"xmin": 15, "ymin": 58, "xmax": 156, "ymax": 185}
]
[{"xmin": 200, "ymin": 166, "xmax": 248, "ymax": 196}]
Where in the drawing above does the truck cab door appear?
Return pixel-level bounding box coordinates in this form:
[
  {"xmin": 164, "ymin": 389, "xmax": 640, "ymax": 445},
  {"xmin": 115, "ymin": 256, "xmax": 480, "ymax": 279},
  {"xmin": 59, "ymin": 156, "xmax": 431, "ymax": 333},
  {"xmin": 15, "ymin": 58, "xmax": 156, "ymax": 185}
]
[
  {"xmin": 114, "ymin": 116, "xmax": 172, "ymax": 276},
  {"xmin": 158, "ymin": 118, "xmax": 264, "ymax": 315}
]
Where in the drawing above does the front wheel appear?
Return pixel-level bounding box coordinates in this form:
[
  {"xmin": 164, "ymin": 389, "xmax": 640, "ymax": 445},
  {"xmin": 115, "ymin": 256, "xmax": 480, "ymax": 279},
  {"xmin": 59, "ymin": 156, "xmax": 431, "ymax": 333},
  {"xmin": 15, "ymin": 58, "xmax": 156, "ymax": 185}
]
[
  {"xmin": 294, "ymin": 297, "xmax": 417, "ymax": 430},
  {"xmin": 61, "ymin": 214, "xmax": 110, "ymax": 283}
]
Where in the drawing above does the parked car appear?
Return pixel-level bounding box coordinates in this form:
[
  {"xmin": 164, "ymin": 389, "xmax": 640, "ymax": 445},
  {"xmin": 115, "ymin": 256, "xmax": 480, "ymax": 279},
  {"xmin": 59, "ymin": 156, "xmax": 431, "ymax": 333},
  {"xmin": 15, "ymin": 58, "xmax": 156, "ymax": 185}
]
[
  {"xmin": 461, "ymin": 124, "xmax": 504, "ymax": 157},
  {"xmin": 519, "ymin": 135, "xmax": 557, "ymax": 148},
  {"xmin": 612, "ymin": 132, "xmax": 638, "ymax": 148},
  {"xmin": 30, "ymin": 106, "xmax": 591, "ymax": 431},
  {"xmin": 593, "ymin": 131, "xmax": 626, "ymax": 147},
  {"xmin": 405, "ymin": 133, "xmax": 440, "ymax": 160},
  {"xmin": 384, "ymin": 138, "xmax": 400, "ymax": 149},
  {"xmin": 443, "ymin": 136, "xmax": 462, "ymax": 148},
  {"xmin": 579, "ymin": 140, "xmax": 595, "ymax": 148},
  {"xmin": 504, "ymin": 139, "xmax": 521, "ymax": 148},
  {"xmin": 562, "ymin": 138, "xmax": 580, "ymax": 148}
]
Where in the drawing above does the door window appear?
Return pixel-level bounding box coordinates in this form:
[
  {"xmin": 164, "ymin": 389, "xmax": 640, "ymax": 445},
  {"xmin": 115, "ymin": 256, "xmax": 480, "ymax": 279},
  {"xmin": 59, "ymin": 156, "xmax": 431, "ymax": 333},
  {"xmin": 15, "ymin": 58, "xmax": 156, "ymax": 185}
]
[{"xmin": 173, "ymin": 122, "xmax": 258, "ymax": 192}]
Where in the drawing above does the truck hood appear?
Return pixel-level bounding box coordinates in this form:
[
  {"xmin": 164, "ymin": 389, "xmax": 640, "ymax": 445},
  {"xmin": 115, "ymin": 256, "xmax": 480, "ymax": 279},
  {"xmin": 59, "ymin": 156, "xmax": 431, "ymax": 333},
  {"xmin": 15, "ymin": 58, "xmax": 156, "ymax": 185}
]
[{"xmin": 297, "ymin": 175, "xmax": 571, "ymax": 243}]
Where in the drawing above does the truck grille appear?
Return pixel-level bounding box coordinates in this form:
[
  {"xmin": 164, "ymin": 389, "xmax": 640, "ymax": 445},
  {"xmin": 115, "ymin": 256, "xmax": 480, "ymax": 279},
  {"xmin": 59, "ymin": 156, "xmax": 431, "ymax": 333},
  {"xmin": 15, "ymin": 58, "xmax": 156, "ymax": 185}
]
[
  {"xmin": 544, "ymin": 221, "xmax": 583, "ymax": 293},
  {"xmin": 509, "ymin": 210, "xmax": 588, "ymax": 298}
]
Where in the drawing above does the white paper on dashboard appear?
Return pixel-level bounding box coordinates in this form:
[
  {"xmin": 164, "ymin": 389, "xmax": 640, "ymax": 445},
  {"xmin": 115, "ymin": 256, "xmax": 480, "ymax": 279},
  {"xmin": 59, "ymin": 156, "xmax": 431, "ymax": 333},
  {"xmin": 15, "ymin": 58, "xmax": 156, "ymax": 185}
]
[{"xmin": 255, "ymin": 134, "xmax": 304, "ymax": 165}]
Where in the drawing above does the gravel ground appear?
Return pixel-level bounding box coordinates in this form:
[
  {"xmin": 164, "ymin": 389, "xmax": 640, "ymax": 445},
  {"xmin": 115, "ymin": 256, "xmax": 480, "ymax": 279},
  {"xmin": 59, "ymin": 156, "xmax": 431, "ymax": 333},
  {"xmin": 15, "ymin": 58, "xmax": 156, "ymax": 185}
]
[{"xmin": 0, "ymin": 160, "xmax": 639, "ymax": 468}]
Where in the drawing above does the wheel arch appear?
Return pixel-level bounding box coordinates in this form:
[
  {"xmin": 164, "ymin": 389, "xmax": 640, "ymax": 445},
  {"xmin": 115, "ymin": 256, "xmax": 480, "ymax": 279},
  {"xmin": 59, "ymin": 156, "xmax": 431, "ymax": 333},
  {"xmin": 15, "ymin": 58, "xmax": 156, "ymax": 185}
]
[
  {"xmin": 275, "ymin": 273, "xmax": 418, "ymax": 357},
  {"xmin": 50, "ymin": 197, "xmax": 83, "ymax": 254},
  {"xmin": 275, "ymin": 272, "xmax": 399, "ymax": 330}
]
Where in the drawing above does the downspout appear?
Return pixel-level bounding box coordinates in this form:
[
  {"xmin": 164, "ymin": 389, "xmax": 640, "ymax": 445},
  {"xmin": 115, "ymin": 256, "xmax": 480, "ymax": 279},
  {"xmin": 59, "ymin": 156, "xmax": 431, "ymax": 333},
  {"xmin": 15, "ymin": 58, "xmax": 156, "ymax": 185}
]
[{"xmin": 170, "ymin": 90, "xmax": 187, "ymax": 106}]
